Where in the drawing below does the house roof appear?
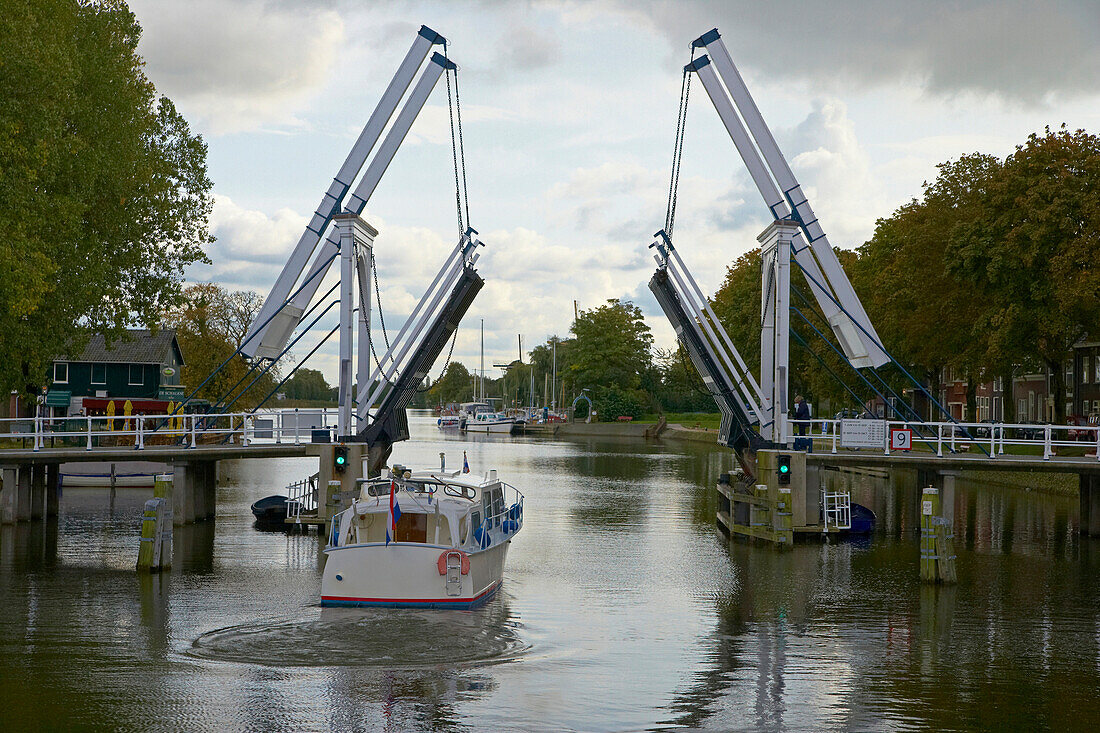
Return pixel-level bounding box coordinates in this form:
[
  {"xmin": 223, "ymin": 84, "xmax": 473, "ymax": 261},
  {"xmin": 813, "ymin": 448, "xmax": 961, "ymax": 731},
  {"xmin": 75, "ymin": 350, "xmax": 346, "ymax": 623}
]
[{"xmin": 60, "ymin": 329, "xmax": 184, "ymax": 366}]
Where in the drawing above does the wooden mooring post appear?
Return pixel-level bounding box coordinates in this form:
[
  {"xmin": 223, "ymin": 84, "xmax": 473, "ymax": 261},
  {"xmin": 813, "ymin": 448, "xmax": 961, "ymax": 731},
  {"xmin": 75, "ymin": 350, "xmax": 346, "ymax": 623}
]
[
  {"xmin": 137, "ymin": 474, "xmax": 173, "ymax": 572},
  {"xmin": 919, "ymin": 487, "xmax": 956, "ymax": 584}
]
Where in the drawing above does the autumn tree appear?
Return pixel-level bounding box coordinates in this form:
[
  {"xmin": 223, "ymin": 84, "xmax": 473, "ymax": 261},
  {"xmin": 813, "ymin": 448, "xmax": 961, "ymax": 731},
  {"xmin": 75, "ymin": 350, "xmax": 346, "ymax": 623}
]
[
  {"xmin": 948, "ymin": 126, "xmax": 1100, "ymax": 423},
  {"xmin": 163, "ymin": 284, "xmax": 277, "ymax": 409},
  {"xmin": 852, "ymin": 153, "xmax": 1000, "ymax": 419},
  {"xmin": 0, "ymin": 0, "xmax": 213, "ymax": 396}
]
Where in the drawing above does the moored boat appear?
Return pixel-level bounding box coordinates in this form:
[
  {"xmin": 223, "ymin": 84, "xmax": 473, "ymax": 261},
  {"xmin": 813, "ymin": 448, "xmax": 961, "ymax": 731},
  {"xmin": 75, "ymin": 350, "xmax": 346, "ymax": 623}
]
[
  {"xmin": 321, "ymin": 466, "xmax": 523, "ymax": 608},
  {"xmin": 251, "ymin": 494, "xmax": 298, "ymax": 524}
]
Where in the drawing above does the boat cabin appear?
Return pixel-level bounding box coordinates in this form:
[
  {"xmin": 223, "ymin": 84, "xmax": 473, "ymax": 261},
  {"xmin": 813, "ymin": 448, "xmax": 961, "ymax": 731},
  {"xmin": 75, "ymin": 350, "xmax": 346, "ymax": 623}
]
[{"xmin": 330, "ymin": 467, "xmax": 522, "ymax": 552}]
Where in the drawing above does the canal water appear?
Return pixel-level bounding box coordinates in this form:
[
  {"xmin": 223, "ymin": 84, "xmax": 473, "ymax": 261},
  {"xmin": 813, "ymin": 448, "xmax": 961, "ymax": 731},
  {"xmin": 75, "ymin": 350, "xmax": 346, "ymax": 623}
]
[{"xmin": 3, "ymin": 411, "xmax": 1100, "ymax": 731}]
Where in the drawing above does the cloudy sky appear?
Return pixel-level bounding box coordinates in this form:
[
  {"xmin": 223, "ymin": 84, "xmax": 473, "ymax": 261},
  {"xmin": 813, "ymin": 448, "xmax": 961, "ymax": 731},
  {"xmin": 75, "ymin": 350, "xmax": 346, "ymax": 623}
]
[{"xmin": 130, "ymin": 0, "xmax": 1100, "ymax": 387}]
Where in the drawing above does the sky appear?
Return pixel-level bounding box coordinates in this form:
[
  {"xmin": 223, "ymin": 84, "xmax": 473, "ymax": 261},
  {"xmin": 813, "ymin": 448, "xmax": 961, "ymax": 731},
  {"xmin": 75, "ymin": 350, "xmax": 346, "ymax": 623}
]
[{"xmin": 129, "ymin": 0, "xmax": 1100, "ymax": 388}]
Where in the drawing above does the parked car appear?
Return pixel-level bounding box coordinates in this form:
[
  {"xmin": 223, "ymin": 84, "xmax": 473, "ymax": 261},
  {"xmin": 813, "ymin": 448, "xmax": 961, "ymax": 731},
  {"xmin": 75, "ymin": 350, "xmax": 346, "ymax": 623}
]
[
  {"xmin": 1069, "ymin": 414, "xmax": 1100, "ymax": 442},
  {"xmin": 833, "ymin": 408, "xmax": 877, "ymax": 421},
  {"xmin": 1015, "ymin": 421, "xmax": 1046, "ymax": 440},
  {"xmin": 973, "ymin": 420, "xmax": 996, "ymax": 439}
]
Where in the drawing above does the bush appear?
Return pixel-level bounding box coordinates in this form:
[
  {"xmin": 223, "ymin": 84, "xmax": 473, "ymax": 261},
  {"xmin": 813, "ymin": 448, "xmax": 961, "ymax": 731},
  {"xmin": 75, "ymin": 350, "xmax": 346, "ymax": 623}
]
[{"xmin": 595, "ymin": 387, "xmax": 643, "ymax": 421}]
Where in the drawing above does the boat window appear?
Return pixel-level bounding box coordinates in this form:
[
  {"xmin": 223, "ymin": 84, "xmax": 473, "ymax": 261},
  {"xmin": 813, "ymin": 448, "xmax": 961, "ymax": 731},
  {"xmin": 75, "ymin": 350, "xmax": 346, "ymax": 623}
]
[{"xmin": 470, "ymin": 510, "xmax": 481, "ymax": 535}]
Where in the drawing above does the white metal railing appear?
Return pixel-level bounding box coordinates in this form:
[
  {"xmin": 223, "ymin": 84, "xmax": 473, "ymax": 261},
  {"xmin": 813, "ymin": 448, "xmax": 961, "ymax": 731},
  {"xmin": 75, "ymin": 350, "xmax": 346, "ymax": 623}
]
[
  {"xmin": 286, "ymin": 473, "xmax": 319, "ymax": 521},
  {"xmin": 0, "ymin": 408, "xmax": 346, "ymax": 453},
  {"xmin": 822, "ymin": 488, "xmax": 852, "ymax": 530},
  {"xmin": 787, "ymin": 417, "xmax": 1100, "ymax": 462}
]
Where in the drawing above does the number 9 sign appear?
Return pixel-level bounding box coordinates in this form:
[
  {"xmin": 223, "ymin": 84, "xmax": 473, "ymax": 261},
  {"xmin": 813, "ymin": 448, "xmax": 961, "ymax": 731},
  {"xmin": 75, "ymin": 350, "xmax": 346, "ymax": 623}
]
[{"xmin": 890, "ymin": 427, "xmax": 912, "ymax": 451}]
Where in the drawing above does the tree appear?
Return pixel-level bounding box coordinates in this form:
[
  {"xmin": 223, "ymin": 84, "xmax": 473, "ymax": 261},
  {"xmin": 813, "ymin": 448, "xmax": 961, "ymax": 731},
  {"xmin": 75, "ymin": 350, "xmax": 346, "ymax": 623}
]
[
  {"xmin": 283, "ymin": 368, "xmax": 333, "ymax": 402},
  {"xmin": 428, "ymin": 361, "xmax": 473, "ymax": 405},
  {"xmin": 851, "ymin": 153, "xmax": 1000, "ymax": 419},
  {"xmin": 163, "ymin": 284, "xmax": 277, "ymax": 408},
  {"xmin": 0, "ymin": 0, "xmax": 213, "ymax": 397},
  {"xmin": 569, "ymin": 299, "xmax": 653, "ymax": 391},
  {"xmin": 948, "ymin": 126, "xmax": 1100, "ymax": 422}
]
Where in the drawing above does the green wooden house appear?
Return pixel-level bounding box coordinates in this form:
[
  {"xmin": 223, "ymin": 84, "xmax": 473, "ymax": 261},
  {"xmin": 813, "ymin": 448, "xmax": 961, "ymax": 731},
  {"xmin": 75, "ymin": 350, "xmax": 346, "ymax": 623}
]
[{"xmin": 47, "ymin": 330, "xmax": 185, "ymax": 415}]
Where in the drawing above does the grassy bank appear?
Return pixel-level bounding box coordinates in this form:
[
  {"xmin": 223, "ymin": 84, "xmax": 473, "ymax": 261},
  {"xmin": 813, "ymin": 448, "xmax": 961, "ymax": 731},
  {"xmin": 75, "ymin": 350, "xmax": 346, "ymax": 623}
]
[{"xmin": 638, "ymin": 412, "xmax": 722, "ymax": 430}]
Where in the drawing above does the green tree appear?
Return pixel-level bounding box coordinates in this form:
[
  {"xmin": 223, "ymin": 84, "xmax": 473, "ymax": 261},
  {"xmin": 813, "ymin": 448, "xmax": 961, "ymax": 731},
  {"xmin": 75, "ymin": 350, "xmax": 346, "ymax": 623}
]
[
  {"xmin": 283, "ymin": 368, "xmax": 333, "ymax": 402},
  {"xmin": 163, "ymin": 284, "xmax": 277, "ymax": 408},
  {"xmin": 948, "ymin": 126, "xmax": 1100, "ymax": 423},
  {"xmin": 852, "ymin": 153, "xmax": 1000, "ymax": 419},
  {"xmin": 0, "ymin": 0, "xmax": 213, "ymax": 397},
  {"xmin": 569, "ymin": 299, "xmax": 653, "ymax": 391},
  {"xmin": 428, "ymin": 361, "xmax": 473, "ymax": 405}
]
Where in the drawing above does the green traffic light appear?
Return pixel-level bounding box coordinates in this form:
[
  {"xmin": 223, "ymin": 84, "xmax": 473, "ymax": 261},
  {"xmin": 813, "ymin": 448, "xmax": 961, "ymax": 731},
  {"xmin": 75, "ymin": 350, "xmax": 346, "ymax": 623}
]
[
  {"xmin": 335, "ymin": 456, "xmax": 346, "ymax": 465},
  {"xmin": 779, "ymin": 464, "xmax": 789, "ymax": 473}
]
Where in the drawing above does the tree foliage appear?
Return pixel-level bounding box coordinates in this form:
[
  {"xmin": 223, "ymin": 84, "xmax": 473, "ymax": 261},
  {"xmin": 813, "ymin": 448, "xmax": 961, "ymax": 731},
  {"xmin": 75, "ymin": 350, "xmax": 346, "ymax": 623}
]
[
  {"xmin": 947, "ymin": 126, "xmax": 1100, "ymax": 422},
  {"xmin": 569, "ymin": 299, "xmax": 653, "ymax": 391},
  {"xmin": 162, "ymin": 284, "xmax": 276, "ymax": 409},
  {"xmin": 429, "ymin": 361, "xmax": 473, "ymax": 405},
  {"xmin": 282, "ymin": 368, "xmax": 334, "ymax": 402},
  {"xmin": 0, "ymin": 0, "xmax": 213, "ymax": 396}
]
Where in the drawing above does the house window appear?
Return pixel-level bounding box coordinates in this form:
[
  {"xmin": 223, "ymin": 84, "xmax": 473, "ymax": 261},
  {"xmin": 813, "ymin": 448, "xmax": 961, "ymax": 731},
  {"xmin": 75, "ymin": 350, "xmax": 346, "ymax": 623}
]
[
  {"xmin": 1094, "ymin": 354, "xmax": 1100, "ymax": 383},
  {"xmin": 53, "ymin": 362, "xmax": 68, "ymax": 384},
  {"xmin": 1067, "ymin": 362, "xmax": 1074, "ymax": 385},
  {"xmin": 129, "ymin": 365, "xmax": 143, "ymax": 385},
  {"xmin": 1084, "ymin": 356, "xmax": 1092, "ymax": 385},
  {"xmin": 91, "ymin": 363, "xmax": 106, "ymax": 385}
]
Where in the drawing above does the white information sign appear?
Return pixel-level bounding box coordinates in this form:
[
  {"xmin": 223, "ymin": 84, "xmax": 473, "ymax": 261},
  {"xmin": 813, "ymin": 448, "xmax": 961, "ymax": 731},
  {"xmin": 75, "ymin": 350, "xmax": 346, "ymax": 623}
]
[
  {"xmin": 840, "ymin": 419, "xmax": 886, "ymax": 449},
  {"xmin": 890, "ymin": 427, "xmax": 913, "ymax": 451}
]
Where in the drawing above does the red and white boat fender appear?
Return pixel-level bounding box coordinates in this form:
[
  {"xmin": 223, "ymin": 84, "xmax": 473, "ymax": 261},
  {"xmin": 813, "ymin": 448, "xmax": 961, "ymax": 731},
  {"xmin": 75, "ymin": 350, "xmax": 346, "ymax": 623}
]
[{"xmin": 437, "ymin": 549, "xmax": 470, "ymax": 575}]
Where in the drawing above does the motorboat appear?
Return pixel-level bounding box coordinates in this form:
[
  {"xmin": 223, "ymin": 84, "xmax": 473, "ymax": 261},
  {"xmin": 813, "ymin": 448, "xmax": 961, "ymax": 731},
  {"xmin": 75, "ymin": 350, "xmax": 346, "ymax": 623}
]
[
  {"xmin": 321, "ymin": 465, "xmax": 523, "ymax": 609},
  {"xmin": 437, "ymin": 413, "xmax": 465, "ymax": 430},
  {"xmin": 465, "ymin": 410, "xmax": 518, "ymax": 434}
]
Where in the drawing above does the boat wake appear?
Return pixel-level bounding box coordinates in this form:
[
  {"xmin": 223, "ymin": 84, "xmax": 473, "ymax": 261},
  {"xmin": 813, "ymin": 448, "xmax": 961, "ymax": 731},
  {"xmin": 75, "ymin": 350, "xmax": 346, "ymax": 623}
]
[{"xmin": 188, "ymin": 600, "xmax": 528, "ymax": 668}]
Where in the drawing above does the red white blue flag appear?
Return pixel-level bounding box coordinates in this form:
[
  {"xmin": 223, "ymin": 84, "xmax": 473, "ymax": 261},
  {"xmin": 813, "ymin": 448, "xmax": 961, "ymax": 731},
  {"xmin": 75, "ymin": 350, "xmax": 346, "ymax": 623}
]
[
  {"xmin": 386, "ymin": 479, "xmax": 401, "ymax": 545},
  {"xmin": 462, "ymin": 450, "xmax": 470, "ymax": 474}
]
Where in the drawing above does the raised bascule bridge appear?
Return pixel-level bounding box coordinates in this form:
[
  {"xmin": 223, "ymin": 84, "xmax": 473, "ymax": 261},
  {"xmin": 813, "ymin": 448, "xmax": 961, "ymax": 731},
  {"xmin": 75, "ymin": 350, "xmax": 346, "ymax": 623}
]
[
  {"xmin": 2, "ymin": 27, "xmax": 1099, "ymax": 582},
  {"xmin": 644, "ymin": 28, "xmax": 1100, "ymax": 577},
  {"xmin": 1, "ymin": 25, "xmax": 487, "ymax": 540}
]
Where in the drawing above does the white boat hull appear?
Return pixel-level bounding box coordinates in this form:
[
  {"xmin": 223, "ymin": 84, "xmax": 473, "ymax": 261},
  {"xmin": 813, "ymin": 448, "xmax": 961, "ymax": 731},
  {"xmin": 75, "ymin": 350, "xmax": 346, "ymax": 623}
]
[
  {"xmin": 465, "ymin": 420, "xmax": 515, "ymax": 434},
  {"xmin": 321, "ymin": 540, "xmax": 510, "ymax": 609}
]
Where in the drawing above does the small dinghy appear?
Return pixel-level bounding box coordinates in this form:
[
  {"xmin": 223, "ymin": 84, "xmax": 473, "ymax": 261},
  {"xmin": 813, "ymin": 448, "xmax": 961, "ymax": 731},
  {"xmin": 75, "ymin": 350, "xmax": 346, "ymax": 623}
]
[
  {"xmin": 251, "ymin": 495, "xmax": 293, "ymax": 524},
  {"xmin": 848, "ymin": 503, "xmax": 876, "ymax": 534}
]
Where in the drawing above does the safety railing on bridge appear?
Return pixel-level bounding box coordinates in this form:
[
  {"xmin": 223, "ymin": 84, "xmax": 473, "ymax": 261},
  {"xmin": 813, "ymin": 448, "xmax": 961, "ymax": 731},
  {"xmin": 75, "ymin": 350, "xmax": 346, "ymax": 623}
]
[
  {"xmin": 0, "ymin": 408, "xmax": 345, "ymax": 452},
  {"xmin": 788, "ymin": 417, "xmax": 1100, "ymax": 462}
]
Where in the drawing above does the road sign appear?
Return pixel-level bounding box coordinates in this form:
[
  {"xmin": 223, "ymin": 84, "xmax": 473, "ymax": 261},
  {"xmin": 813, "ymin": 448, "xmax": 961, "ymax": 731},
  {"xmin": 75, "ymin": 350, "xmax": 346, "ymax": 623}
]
[
  {"xmin": 840, "ymin": 419, "xmax": 885, "ymax": 449},
  {"xmin": 890, "ymin": 427, "xmax": 913, "ymax": 451}
]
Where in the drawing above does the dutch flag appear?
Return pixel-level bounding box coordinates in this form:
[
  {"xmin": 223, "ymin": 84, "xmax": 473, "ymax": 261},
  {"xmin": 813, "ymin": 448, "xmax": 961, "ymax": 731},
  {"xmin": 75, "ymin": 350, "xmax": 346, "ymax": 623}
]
[{"xmin": 386, "ymin": 479, "xmax": 401, "ymax": 545}]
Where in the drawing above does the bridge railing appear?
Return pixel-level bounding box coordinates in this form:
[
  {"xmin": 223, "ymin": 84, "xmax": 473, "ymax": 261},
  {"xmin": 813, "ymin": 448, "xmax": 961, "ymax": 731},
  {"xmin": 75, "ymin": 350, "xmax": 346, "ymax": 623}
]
[
  {"xmin": 790, "ymin": 418, "xmax": 1100, "ymax": 461},
  {"xmin": 0, "ymin": 409, "xmax": 343, "ymax": 452}
]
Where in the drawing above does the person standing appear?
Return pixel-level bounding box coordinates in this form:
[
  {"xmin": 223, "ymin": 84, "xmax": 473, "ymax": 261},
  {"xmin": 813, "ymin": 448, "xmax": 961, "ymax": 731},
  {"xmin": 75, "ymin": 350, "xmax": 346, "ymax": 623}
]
[{"xmin": 793, "ymin": 395, "xmax": 810, "ymax": 437}]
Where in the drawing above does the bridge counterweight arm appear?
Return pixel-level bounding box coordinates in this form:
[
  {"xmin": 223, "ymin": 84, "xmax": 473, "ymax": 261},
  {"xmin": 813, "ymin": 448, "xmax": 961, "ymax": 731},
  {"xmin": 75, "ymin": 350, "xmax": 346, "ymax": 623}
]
[
  {"xmin": 280, "ymin": 53, "xmax": 454, "ymax": 340},
  {"xmin": 244, "ymin": 26, "xmax": 444, "ymax": 360},
  {"xmin": 687, "ymin": 32, "xmax": 889, "ymax": 368}
]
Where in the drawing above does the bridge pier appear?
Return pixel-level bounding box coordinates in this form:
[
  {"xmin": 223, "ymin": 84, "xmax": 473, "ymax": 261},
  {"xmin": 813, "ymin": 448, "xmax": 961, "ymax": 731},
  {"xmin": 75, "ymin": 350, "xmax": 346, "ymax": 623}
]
[
  {"xmin": 171, "ymin": 460, "xmax": 217, "ymax": 525},
  {"xmin": 29, "ymin": 464, "xmax": 45, "ymax": 521},
  {"xmin": 1, "ymin": 466, "xmax": 17, "ymax": 524},
  {"xmin": 1079, "ymin": 474, "xmax": 1100, "ymax": 536}
]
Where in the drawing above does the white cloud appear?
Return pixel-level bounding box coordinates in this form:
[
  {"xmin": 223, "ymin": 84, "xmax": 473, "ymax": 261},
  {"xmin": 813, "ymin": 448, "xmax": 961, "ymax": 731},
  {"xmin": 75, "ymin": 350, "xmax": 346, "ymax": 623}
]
[{"xmin": 131, "ymin": 0, "xmax": 344, "ymax": 134}]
